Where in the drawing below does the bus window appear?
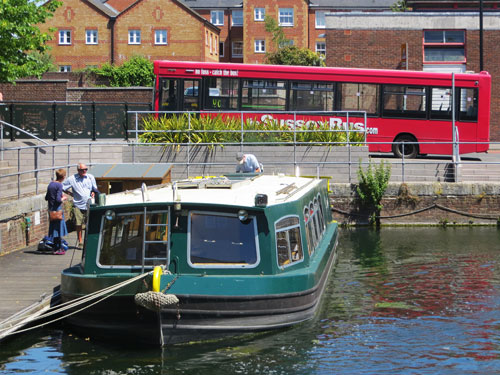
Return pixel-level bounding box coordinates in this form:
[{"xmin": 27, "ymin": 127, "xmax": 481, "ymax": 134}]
[
  {"xmin": 183, "ymin": 80, "xmax": 200, "ymax": 111},
  {"xmin": 459, "ymin": 88, "xmax": 478, "ymax": 122},
  {"xmin": 242, "ymin": 80, "xmax": 286, "ymax": 111},
  {"xmin": 382, "ymin": 85, "xmax": 427, "ymax": 119},
  {"xmin": 159, "ymin": 78, "xmax": 179, "ymax": 111},
  {"xmin": 203, "ymin": 77, "xmax": 239, "ymax": 110},
  {"xmin": 430, "ymin": 87, "xmax": 453, "ymax": 120},
  {"xmin": 340, "ymin": 83, "xmax": 378, "ymax": 115},
  {"xmin": 290, "ymin": 82, "xmax": 334, "ymax": 111}
]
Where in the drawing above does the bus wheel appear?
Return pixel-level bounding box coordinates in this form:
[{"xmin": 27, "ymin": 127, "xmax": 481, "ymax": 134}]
[{"xmin": 392, "ymin": 135, "xmax": 418, "ymax": 158}]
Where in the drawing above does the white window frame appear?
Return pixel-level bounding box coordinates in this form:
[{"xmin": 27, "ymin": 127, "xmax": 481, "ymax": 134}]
[
  {"xmin": 254, "ymin": 7, "xmax": 265, "ymax": 21},
  {"xmin": 232, "ymin": 10, "xmax": 243, "ymax": 26},
  {"xmin": 85, "ymin": 30, "xmax": 98, "ymax": 45},
  {"xmin": 254, "ymin": 39, "xmax": 265, "ymax": 53},
  {"xmin": 315, "ymin": 11, "xmax": 326, "ymax": 29},
  {"xmin": 128, "ymin": 30, "xmax": 141, "ymax": 45},
  {"xmin": 219, "ymin": 41, "xmax": 225, "ymax": 57},
  {"xmin": 211, "ymin": 10, "xmax": 224, "ymax": 26},
  {"xmin": 232, "ymin": 41, "xmax": 243, "ymax": 58},
  {"xmin": 155, "ymin": 30, "xmax": 167, "ymax": 45},
  {"xmin": 59, "ymin": 30, "xmax": 71, "ymax": 45},
  {"xmin": 59, "ymin": 65, "xmax": 71, "ymax": 72},
  {"xmin": 279, "ymin": 8, "xmax": 294, "ymax": 26},
  {"xmin": 316, "ymin": 41, "xmax": 326, "ymax": 56}
]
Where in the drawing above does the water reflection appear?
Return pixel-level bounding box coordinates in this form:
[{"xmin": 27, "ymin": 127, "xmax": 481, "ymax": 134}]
[{"xmin": 1, "ymin": 227, "xmax": 499, "ymax": 375}]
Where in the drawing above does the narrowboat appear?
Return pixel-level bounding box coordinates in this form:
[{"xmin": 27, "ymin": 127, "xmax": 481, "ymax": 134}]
[{"xmin": 60, "ymin": 174, "xmax": 339, "ymax": 346}]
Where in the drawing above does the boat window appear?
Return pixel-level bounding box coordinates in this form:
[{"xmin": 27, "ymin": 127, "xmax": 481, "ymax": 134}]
[
  {"xmin": 188, "ymin": 212, "xmax": 259, "ymax": 268},
  {"xmin": 98, "ymin": 210, "xmax": 169, "ymax": 267},
  {"xmin": 99, "ymin": 213, "xmax": 144, "ymax": 266},
  {"xmin": 304, "ymin": 207, "xmax": 314, "ymax": 256},
  {"xmin": 310, "ymin": 202, "xmax": 320, "ymax": 248},
  {"xmin": 315, "ymin": 197, "xmax": 325, "ymax": 233},
  {"xmin": 275, "ymin": 216, "xmax": 303, "ymax": 267}
]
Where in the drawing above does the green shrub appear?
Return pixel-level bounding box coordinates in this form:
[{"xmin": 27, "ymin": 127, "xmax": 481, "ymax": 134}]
[{"xmin": 356, "ymin": 160, "xmax": 392, "ymax": 226}]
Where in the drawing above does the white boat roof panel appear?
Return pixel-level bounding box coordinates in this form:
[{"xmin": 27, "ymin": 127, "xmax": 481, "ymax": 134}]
[{"xmin": 103, "ymin": 175, "xmax": 322, "ymax": 208}]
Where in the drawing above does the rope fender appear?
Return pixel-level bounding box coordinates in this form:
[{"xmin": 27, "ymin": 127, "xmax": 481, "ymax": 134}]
[{"xmin": 134, "ymin": 291, "xmax": 179, "ymax": 312}]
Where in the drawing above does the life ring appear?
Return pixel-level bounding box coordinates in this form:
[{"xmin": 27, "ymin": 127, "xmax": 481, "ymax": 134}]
[{"xmin": 152, "ymin": 266, "xmax": 162, "ymax": 292}]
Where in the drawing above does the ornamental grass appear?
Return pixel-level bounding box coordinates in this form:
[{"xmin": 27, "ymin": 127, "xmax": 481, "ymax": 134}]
[{"xmin": 139, "ymin": 114, "xmax": 364, "ymax": 147}]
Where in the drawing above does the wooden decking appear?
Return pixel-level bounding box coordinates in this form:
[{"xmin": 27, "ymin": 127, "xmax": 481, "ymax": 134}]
[{"xmin": 0, "ymin": 232, "xmax": 81, "ymax": 340}]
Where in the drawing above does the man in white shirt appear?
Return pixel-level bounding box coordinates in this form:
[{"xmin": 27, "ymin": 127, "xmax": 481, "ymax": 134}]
[{"xmin": 62, "ymin": 162, "xmax": 98, "ymax": 246}]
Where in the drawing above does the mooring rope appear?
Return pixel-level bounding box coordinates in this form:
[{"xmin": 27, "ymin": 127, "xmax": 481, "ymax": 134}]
[
  {"xmin": 332, "ymin": 203, "xmax": 500, "ymax": 220},
  {"xmin": 0, "ymin": 271, "xmax": 152, "ymax": 337}
]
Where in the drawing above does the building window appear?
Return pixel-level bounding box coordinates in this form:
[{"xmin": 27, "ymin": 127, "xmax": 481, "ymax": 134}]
[
  {"xmin": 315, "ymin": 11, "xmax": 326, "ymax": 28},
  {"xmin": 279, "ymin": 8, "xmax": 294, "ymax": 26},
  {"xmin": 316, "ymin": 42, "xmax": 326, "ymax": 56},
  {"xmin": 232, "ymin": 41, "xmax": 243, "ymax": 58},
  {"xmin": 232, "ymin": 10, "xmax": 243, "ymax": 26},
  {"xmin": 155, "ymin": 30, "xmax": 167, "ymax": 45},
  {"xmin": 254, "ymin": 39, "xmax": 265, "ymax": 53},
  {"xmin": 219, "ymin": 41, "xmax": 225, "ymax": 57},
  {"xmin": 423, "ymin": 30, "xmax": 465, "ymax": 63},
  {"xmin": 254, "ymin": 7, "xmax": 265, "ymax": 21},
  {"xmin": 59, "ymin": 30, "xmax": 71, "ymax": 45},
  {"xmin": 211, "ymin": 10, "xmax": 224, "ymax": 26},
  {"xmin": 59, "ymin": 65, "xmax": 71, "ymax": 72},
  {"xmin": 128, "ymin": 30, "xmax": 141, "ymax": 44},
  {"xmin": 85, "ymin": 30, "xmax": 98, "ymax": 44}
]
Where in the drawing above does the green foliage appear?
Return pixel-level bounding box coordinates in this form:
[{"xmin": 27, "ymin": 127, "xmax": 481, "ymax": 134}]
[
  {"xmin": 391, "ymin": 0, "xmax": 409, "ymax": 12},
  {"xmin": 265, "ymin": 45, "xmax": 325, "ymax": 67},
  {"xmin": 263, "ymin": 15, "xmax": 325, "ymax": 67},
  {"xmin": 90, "ymin": 56, "xmax": 154, "ymax": 87},
  {"xmin": 264, "ymin": 15, "xmax": 290, "ymax": 50},
  {"xmin": 0, "ymin": 0, "xmax": 61, "ymax": 83},
  {"xmin": 356, "ymin": 160, "xmax": 391, "ymax": 225},
  {"xmin": 139, "ymin": 115, "xmax": 364, "ymax": 148}
]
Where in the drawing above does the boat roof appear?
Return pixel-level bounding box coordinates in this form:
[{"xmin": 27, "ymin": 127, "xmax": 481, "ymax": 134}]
[{"xmin": 102, "ymin": 175, "xmax": 323, "ymax": 208}]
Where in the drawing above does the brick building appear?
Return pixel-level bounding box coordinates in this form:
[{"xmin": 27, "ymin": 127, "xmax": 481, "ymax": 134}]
[
  {"xmin": 38, "ymin": 0, "xmax": 220, "ymax": 71},
  {"xmin": 181, "ymin": 0, "xmax": 394, "ymax": 63},
  {"xmin": 325, "ymin": 12, "xmax": 500, "ymax": 141}
]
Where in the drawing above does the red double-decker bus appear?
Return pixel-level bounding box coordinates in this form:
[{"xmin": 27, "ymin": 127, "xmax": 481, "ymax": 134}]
[{"xmin": 153, "ymin": 60, "xmax": 491, "ymax": 158}]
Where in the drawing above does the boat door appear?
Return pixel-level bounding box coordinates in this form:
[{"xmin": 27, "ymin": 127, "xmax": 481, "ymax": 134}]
[
  {"xmin": 141, "ymin": 207, "xmax": 171, "ymax": 272},
  {"xmin": 182, "ymin": 79, "xmax": 201, "ymax": 112}
]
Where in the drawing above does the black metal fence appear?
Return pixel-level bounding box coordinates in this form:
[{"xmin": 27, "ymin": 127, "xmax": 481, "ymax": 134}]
[{"xmin": 0, "ymin": 101, "xmax": 152, "ymax": 140}]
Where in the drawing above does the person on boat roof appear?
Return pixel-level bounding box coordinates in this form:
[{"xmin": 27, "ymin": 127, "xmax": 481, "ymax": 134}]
[{"xmin": 236, "ymin": 152, "xmax": 263, "ymax": 173}]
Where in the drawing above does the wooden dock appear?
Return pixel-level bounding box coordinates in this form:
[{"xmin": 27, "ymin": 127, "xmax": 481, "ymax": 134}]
[{"xmin": 0, "ymin": 232, "xmax": 80, "ymax": 341}]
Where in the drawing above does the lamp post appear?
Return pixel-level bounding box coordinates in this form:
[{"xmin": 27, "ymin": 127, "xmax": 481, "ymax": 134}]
[{"xmin": 480, "ymin": 0, "xmax": 484, "ymax": 71}]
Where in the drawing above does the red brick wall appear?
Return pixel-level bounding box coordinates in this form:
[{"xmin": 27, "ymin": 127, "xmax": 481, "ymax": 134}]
[
  {"xmin": 0, "ymin": 81, "xmax": 68, "ymax": 102},
  {"xmin": 243, "ymin": 0, "xmax": 309, "ymax": 64}
]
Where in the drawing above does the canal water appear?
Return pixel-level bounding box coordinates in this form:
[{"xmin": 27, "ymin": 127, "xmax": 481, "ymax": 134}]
[{"xmin": 1, "ymin": 227, "xmax": 499, "ymax": 374}]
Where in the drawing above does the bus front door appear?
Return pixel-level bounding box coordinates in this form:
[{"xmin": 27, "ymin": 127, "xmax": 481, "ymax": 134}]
[
  {"xmin": 182, "ymin": 79, "xmax": 201, "ymax": 112},
  {"xmin": 159, "ymin": 78, "xmax": 180, "ymax": 112}
]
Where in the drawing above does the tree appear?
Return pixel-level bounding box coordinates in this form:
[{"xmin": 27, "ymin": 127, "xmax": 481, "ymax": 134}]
[
  {"xmin": 90, "ymin": 56, "xmax": 154, "ymax": 87},
  {"xmin": 391, "ymin": 0, "xmax": 409, "ymax": 12},
  {"xmin": 263, "ymin": 15, "xmax": 325, "ymax": 67},
  {"xmin": 0, "ymin": 0, "xmax": 61, "ymax": 83},
  {"xmin": 266, "ymin": 45, "xmax": 325, "ymax": 67}
]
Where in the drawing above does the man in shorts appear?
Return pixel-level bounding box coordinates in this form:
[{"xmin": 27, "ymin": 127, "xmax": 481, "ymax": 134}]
[{"xmin": 63, "ymin": 162, "xmax": 99, "ymax": 246}]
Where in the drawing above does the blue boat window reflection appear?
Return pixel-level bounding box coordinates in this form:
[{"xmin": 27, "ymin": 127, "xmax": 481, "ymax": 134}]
[
  {"xmin": 275, "ymin": 215, "xmax": 303, "ymax": 267},
  {"xmin": 189, "ymin": 212, "xmax": 258, "ymax": 267},
  {"xmin": 304, "ymin": 195, "xmax": 326, "ymax": 256}
]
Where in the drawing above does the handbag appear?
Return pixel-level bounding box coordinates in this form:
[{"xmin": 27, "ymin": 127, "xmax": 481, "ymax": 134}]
[{"xmin": 49, "ymin": 210, "xmax": 63, "ymax": 221}]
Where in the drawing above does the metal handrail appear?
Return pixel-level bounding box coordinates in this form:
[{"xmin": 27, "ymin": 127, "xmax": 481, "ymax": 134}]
[{"xmin": 1, "ymin": 120, "xmax": 48, "ymax": 161}]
